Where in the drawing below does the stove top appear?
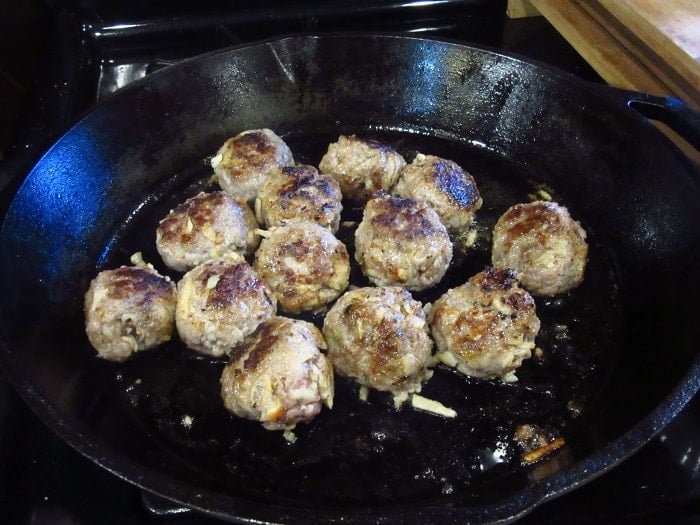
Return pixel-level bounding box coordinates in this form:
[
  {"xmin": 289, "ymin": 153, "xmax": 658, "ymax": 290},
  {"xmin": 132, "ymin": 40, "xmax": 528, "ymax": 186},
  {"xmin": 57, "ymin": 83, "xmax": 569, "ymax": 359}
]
[{"xmin": 0, "ymin": 1, "xmax": 698, "ymax": 523}]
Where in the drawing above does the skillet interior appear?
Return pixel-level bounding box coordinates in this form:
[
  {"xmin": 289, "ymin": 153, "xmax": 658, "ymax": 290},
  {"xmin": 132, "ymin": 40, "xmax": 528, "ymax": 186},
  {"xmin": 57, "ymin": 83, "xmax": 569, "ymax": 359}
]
[{"xmin": 0, "ymin": 35, "xmax": 698, "ymax": 523}]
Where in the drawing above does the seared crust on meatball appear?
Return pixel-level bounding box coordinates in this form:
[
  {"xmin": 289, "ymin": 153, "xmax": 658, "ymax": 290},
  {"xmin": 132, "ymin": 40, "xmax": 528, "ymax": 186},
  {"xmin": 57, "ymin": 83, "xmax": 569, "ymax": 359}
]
[
  {"xmin": 176, "ymin": 254, "xmax": 276, "ymax": 356},
  {"xmin": 318, "ymin": 135, "xmax": 406, "ymax": 202},
  {"xmin": 428, "ymin": 267, "xmax": 540, "ymax": 381},
  {"xmin": 354, "ymin": 194, "xmax": 453, "ymax": 291},
  {"xmin": 220, "ymin": 316, "xmax": 334, "ymax": 431},
  {"xmin": 323, "ymin": 286, "xmax": 433, "ymax": 404},
  {"xmin": 256, "ymin": 164, "xmax": 343, "ymax": 232},
  {"xmin": 394, "ymin": 153, "xmax": 482, "ymax": 232},
  {"xmin": 156, "ymin": 191, "xmax": 259, "ymax": 272},
  {"xmin": 492, "ymin": 201, "xmax": 588, "ymax": 296},
  {"xmin": 211, "ymin": 128, "xmax": 294, "ymax": 201},
  {"xmin": 84, "ymin": 264, "xmax": 176, "ymax": 362},
  {"xmin": 254, "ymin": 222, "xmax": 350, "ymax": 314}
]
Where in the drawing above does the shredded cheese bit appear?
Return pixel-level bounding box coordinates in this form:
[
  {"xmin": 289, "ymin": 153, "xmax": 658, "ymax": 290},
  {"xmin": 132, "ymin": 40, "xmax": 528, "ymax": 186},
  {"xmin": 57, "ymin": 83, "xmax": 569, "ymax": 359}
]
[
  {"xmin": 210, "ymin": 153, "xmax": 223, "ymax": 168},
  {"xmin": 254, "ymin": 197, "xmax": 263, "ymax": 224},
  {"xmin": 283, "ymin": 429, "xmax": 297, "ymax": 443},
  {"xmin": 130, "ymin": 251, "xmax": 146, "ymax": 267},
  {"xmin": 465, "ymin": 228, "xmax": 478, "ymax": 248},
  {"xmin": 411, "ymin": 394, "xmax": 457, "ymax": 418},
  {"xmin": 392, "ymin": 391, "xmax": 410, "ymax": 409},
  {"xmin": 538, "ymin": 189, "xmax": 553, "ymax": 201},
  {"xmin": 181, "ymin": 415, "xmax": 194, "ymax": 428},
  {"xmin": 358, "ymin": 385, "xmax": 369, "ymax": 402},
  {"xmin": 206, "ymin": 274, "xmax": 220, "ymax": 289},
  {"xmin": 254, "ymin": 228, "xmax": 271, "ymax": 238},
  {"xmin": 529, "ymin": 188, "xmax": 553, "ymax": 202},
  {"xmin": 436, "ymin": 351, "xmax": 458, "ymax": 367},
  {"xmin": 501, "ymin": 372, "xmax": 519, "ymax": 383}
]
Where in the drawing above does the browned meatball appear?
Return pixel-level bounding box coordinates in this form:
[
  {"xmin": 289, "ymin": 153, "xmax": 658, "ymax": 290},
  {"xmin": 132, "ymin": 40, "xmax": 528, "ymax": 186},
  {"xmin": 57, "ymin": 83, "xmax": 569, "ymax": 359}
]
[
  {"xmin": 211, "ymin": 128, "xmax": 294, "ymax": 201},
  {"xmin": 84, "ymin": 263, "xmax": 176, "ymax": 362},
  {"xmin": 220, "ymin": 316, "xmax": 334, "ymax": 432},
  {"xmin": 318, "ymin": 135, "xmax": 406, "ymax": 202},
  {"xmin": 156, "ymin": 191, "xmax": 259, "ymax": 272},
  {"xmin": 394, "ymin": 153, "xmax": 482, "ymax": 233},
  {"xmin": 322, "ymin": 286, "xmax": 433, "ymax": 406},
  {"xmin": 491, "ymin": 201, "xmax": 588, "ymax": 296},
  {"xmin": 175, "ymin": 254, "xmax": 276, "ymax": 356},
  {"xmin": 428, "ymin": 267, "xmax": 540, "ymax": 381},
  {"xmin": 354, "ymin": 194, "xmax": 453, "ymax": 291},
  {"xmin": 254, "ymin": 222, "xmax": 350, "ymax": 314},
  {"xmin": 256, "ymin": 164, "xmax": 343, "ymax": 232}
]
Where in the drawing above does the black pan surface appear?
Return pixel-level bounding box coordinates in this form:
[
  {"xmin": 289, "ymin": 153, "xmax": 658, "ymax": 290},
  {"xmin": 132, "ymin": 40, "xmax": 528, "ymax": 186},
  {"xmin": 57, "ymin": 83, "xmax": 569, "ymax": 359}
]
[{"xmin": 0, "ymin": 35, "xmax": 698, "ymax": 523}]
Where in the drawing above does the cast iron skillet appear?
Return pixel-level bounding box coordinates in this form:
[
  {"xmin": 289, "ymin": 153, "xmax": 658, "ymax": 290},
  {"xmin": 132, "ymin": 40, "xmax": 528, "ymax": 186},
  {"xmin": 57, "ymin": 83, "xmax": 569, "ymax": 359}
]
[{"xmin": 0, "ymin": 35, "xmax": 699, "ymax": 523}]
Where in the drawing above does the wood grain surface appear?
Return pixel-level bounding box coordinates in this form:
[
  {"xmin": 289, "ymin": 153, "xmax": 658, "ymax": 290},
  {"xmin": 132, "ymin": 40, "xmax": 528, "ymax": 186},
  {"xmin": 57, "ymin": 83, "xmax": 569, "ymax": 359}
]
[{"xmin": 530, "ymin": 0, "xmax": 699, "ymax": 110}]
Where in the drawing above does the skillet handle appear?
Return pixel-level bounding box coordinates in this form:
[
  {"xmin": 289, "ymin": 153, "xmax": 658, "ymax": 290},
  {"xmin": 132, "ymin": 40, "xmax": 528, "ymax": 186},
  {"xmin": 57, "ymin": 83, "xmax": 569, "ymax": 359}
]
[{"xmin": 610, "ymin": 90, "xmax": 700, "ymax": 152}]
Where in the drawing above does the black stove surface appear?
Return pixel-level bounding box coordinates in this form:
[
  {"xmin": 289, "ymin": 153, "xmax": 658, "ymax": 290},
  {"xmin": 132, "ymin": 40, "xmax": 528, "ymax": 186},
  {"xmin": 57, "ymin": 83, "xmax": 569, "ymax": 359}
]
[{"xmin": 0, "ymin": 1, "xmax": 698, "ymax": 523}]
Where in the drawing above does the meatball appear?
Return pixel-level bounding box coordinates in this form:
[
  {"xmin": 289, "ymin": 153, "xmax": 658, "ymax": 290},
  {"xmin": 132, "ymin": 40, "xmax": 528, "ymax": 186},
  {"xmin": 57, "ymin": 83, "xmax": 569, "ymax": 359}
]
[
  {"xmin": 393, "ymin": 153, "xmax": 482, "ymax": 233},
  {"xmin": 221, "ymin": 316, "xmax": 334, "ymax": 431},
  {"xmin": 354, "ymin": 194, "xmax": 453, "ymax": 291},
  {"xmin": 491, "ymin": 201, "xmax": 588, "ymax": 296},
  {"xmin": 323, "ymin": 286, "xmax": 433, "ymax": 405},
  {"xmin": 84, "ymin": 263, "xmax": 176, "ymax": 362},
  {"xmin": 254, "ymin": 222, "xmax": 350, "ymax": 314},
  {"xmin": 428, "ymin": 267, "xmax": 540, "ymax": 381},
  {"xmin": 318, "ymin": 135, "xmax": 406, "ymax": 202},
  {"xmin": 210, "ymin": 128, "xmax": 294, "ymax": 201},
  {"xmin": 256, "ymin": 164, "xmax": 343, "ymax": 232},
  {"xmin": 156, "ymin": 191, "xmax": 259, "ymax": 272},
  {"xmin": 175, "ymin": 253, "xmax": 276, "ymax": 356}
]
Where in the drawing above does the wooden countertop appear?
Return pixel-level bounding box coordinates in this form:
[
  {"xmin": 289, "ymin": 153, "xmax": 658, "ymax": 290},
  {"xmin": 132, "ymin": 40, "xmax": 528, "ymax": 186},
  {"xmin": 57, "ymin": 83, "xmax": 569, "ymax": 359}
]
[{"xmin": 519, "ymin": 0, "xmax": 699, "ymax": 110}]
